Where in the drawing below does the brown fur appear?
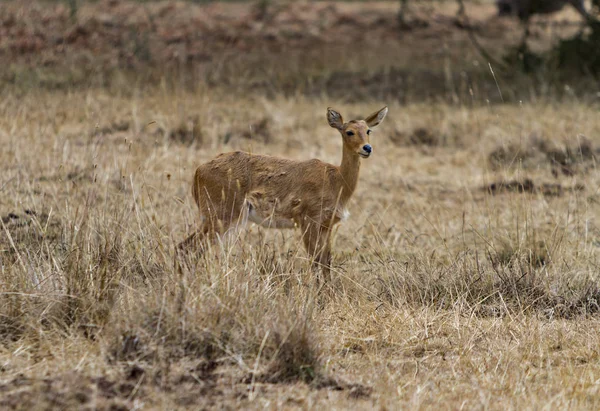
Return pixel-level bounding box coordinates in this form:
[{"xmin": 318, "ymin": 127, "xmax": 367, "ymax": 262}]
[{"xmin": 180, "ymin": 107, "xmax": 388, "ymax": 278}]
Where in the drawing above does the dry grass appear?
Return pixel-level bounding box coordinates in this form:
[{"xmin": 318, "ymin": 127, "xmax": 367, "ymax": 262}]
[
  {"xmin": 0, "ymin": 85, "xmax": 599, "ymax": 409},
  {"xmin": 1, "ymin": 1, "xmax": 600, "ymax": 409}
]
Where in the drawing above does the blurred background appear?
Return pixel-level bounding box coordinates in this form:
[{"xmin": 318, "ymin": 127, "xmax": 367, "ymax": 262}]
[{"xmin": 2, "ymin": 0, "xmax": 599, "ymax": 102}]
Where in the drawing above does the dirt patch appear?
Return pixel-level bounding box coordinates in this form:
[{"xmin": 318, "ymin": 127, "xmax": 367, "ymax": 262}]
[
  {"xmin": 36, "ymin": 166, "xmax": 95, "ymax": 184},
  {"xmin": 1, "ymin": 212, "xmax": 20, "ymax": 225},
  {"xmin": 314, "ymin": 376, "xmax": 373, "ymax": 400},
  {"xmin": 0, "ymin": 373, "xmax": 133, "ymax": 410},
  {"xmin": 93, "ymin": 120, "xmax": 130, "ymax": 136},
  {"xmin": 0, "ymin": 362, "xmax": 371, "ymax": 410},
  {"xmin": 167, "ymin": 115, "xmax": 204, "ymax": 146},
  {"xmin": 485, "ymin": 178, "xmax": 584, "ymax": 196},
  {"xmin": 1, "ymin": 209, "xmax": 63, "ymax": 263},
  {"xmin": 488, "ymin": 134, "xmax": 598, "ymax": 176},
  {"xmin": 486, "ymin": 178, "xmax": 536, "ymax": 194},
  {"xmin": 545, "ymin": 138, "xmax": 597, "ymax": 176},
  {"xmin": 390, "ymin": 127, "xmax": 454, "ymax": 147},
  {"xmin": 224, "ymin": 116, "xmax": 274, "ymax": 145}
]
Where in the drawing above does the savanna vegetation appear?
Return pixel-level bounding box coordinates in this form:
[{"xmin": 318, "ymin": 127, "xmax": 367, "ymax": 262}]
[{"xmin": 1, "ymin": 1, "xmax": 599, "ymax": 409}]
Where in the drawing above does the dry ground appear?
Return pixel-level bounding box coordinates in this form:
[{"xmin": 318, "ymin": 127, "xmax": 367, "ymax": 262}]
[{"xmin": 1, "ymin": 1, "xmax": 600, "ymax": 410}]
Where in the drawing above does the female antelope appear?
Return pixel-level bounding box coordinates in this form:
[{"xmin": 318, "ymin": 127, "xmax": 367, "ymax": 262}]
[{"xmin": 180, "ymin": 106, "xmax": 388, "ymax": 276}]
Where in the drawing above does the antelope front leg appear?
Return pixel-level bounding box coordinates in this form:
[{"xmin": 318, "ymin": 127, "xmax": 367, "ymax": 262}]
[
  {"xmin": 317, "ymin": 228, "xmax": 332, "ymax": 281},
  {"xmin": 302, "ymin": 222, "xmax": 333, "ymax": 283}
]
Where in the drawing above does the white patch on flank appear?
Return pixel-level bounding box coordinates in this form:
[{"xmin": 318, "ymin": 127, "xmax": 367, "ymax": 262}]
[
  {"xmin": 246, "ymin": 200, "xmax": 295, "ymax": 229},
  {"xmin": 246, "ymin": 205, "xmax": 264, "ymax": 225},
  {"xmin": 338, "ymin": 208, "xmax": 350, "ymax": 222}
]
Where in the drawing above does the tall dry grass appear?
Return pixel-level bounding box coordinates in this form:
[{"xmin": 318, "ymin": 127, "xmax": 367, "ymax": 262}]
[{"xmin": 1, "ymin": 86, "xmax": 599, "ymax": 408}]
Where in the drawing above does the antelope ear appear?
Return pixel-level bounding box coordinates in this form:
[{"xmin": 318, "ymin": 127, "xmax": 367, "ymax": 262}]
[
  {"xmin": 327, "ymin": 108, "xmax": 344, "ymax": 130},
  {"xmin": 365, "ymin": 106, "xmax": 388, "ymax": 128}
]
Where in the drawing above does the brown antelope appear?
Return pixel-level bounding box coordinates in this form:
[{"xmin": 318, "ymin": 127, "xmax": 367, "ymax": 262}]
[{"xmin": 179, "ymin": 106, "xmax": 388, "ymax": 277}]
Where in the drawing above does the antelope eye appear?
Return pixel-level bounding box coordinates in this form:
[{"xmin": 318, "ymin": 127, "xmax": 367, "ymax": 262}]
[
  {"xmin": 346, "ymin": 130, "xmax": 354, "ymax": 136},
  {"xmin": 367, "ymin": 130, "xmax": 372, "ymax": 135}
]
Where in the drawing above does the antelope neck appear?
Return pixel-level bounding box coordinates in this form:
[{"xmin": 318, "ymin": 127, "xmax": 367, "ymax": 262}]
[{"xmin": 338, "ymin": 144, "xmax": 362, "ymax": 204}]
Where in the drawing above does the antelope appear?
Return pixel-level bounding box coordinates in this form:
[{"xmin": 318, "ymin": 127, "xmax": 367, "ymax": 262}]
[{"xmin": 179, "ymin": 106, "xmax": 388, "ymax": 278}]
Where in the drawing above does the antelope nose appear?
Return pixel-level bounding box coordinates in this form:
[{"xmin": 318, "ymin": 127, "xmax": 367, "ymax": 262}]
[{"xmin": 363, "ymin": 144, "xmax": 372, "ymax": 153}]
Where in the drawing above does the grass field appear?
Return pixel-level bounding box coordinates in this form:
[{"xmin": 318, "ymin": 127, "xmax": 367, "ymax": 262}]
[{"xmin": 1, "ymin": 1, "xmax": 600, "ymax": 410}]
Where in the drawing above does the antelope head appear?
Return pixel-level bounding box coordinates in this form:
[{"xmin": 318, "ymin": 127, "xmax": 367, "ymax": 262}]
[{"xmin": 327, "ymin": 106, "xmax": 388, "ymax": 158}]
